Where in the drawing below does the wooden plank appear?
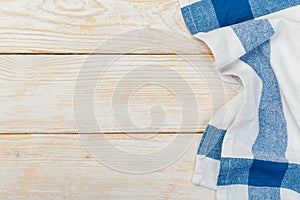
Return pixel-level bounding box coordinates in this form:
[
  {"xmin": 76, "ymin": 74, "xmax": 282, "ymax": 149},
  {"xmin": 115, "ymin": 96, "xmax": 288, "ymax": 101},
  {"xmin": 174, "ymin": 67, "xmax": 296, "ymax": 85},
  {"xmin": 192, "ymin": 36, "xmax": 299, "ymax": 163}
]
[
  {"xmin": 0, "ymin": 0, "xmax": 208, "ymax": 54},
  {"xmin": 0, "ymin": 134, "xmax": 215, "ymax": 200},
  {"xmin": 0, "ymin": 55, "xmax": 235, "ymax": 133}
]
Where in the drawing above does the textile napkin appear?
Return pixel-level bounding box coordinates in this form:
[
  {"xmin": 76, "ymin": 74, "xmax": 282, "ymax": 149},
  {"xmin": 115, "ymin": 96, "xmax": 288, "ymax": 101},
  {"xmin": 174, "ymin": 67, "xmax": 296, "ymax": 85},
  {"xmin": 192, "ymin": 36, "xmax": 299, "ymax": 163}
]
[{"xmin": 179, "ymin": 0, "xmax": 300, "ymax": 199}]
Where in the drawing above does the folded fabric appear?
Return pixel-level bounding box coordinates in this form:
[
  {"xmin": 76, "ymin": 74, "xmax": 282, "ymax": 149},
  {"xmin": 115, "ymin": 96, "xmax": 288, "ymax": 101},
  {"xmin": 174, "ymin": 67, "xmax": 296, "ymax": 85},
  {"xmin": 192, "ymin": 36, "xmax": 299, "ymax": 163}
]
[{"xmin": 178, "ymin": 0, "xmax": 300, "ymax": 199}]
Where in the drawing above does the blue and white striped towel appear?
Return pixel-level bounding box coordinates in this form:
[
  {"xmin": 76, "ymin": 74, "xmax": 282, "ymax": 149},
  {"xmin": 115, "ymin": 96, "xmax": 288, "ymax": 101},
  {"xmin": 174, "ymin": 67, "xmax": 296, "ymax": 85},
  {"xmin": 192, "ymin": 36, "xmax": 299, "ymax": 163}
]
[{"xmin": 179, "ymin": 0, "xmax": 300, "ymax": 199}]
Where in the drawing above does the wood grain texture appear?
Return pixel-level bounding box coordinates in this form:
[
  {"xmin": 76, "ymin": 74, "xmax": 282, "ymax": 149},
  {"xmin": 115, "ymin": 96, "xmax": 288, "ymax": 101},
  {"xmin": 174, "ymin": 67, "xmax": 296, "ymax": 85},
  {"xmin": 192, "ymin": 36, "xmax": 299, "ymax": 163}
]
[
  {"xmin": 0, "ymin": 55, "xmax": 235, "ymax": 133},
  {"xmin": 0, "ymin": 0, "xmax": 224, "ymax": 199},
  {"xmin": 0, "ymin": 134, "xmax": 215, "ymax": 200},
  {"xmin": 0, "ymin": 0, "xmax": 208, "ymax": 54}
]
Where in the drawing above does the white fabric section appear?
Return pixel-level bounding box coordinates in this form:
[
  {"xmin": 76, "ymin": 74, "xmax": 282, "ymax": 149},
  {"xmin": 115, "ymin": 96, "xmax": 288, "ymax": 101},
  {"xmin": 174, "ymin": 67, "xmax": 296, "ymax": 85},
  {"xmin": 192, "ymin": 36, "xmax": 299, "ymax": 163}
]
[
  {"xmin": 207, "ymin": 59, "xmax": 262, "ymax": 159},
  {"xmin": 217, "ymin": 185, "xmax": 249, "ymax": 200},
  {"xmin": 217, "ymin": 60, "xmax": 262, "ymax": 159},
  {"xmin": 179, "ymin": 0, "xmax": 201, "ymax": 8},
  {"xmin": 269, "ymin": 18, "xmax": 300, "ymax": 164},
  {"xmin": 209, "ymin": 87, "xmax": 243, "ymax": 130},
  {"xmin": 280, "ymin": 188, "xmax": 300, "ymax": 200},
  {"xmin": 192, "ymin": 155, "xmax": 220, "ymax": 190},
  {"xmin": 194, "ymin": 27, "xmax": 246, "ymax": 68},
  {"xmin": 282, "ymin": 100, "xmax": 300, "ymax": 163}
]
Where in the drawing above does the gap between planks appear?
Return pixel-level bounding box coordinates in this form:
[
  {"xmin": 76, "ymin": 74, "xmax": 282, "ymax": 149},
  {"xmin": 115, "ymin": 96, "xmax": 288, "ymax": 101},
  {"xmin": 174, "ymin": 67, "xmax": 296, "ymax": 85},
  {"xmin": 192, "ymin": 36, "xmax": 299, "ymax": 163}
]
[
  {"xmin": 0, "ymin": 53, "xmax": 213, "ymax": 55},
  {"xmin": 0, "ymin": 132, "xmax": 205, "ymax": 135}
]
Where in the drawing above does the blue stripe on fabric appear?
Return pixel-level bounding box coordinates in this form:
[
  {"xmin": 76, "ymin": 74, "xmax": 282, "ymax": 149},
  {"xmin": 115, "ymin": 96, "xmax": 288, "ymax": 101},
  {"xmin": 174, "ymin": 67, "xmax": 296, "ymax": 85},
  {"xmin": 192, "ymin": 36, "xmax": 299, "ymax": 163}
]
[
  {"xmin": 180, "ymin": 0, "xmax": 220, "ymax": 34},
  {"xmin": 238, "ymin": 39, "xmax": 289, "ymax": 197},
  {"xmin": 249, "ymin": 159, "xmax": 288, "ymax": 187},
  {"xmin": 281, "ymin": 163, "xmax": 300, "ymax": 193},
  {"xmin": 248, "ymin": 186, "xmax": 280, "ymax": 200},
  {"xmin": 211, "ymin": 0, "xmax": 254, "ymax": 27},
  {"xmin": 240, "ymin": 41, "xmax": 288, "ymax": 162},
  {"xmin": 248, "ymin": 0, "xmax": 300, "ymax": 18},
  {"xmin": 180, "ymin": 6, "xmax": 198, "ymax": 35},
  {"xmin": 232, "ymin": 19, "xmax": 275, "ymax": 53},
  {"xmin": 217, "ymin": 158, "xmax": 252, "ymax": 186},
  {"xmin": 218, "ymin": 158, "xmax": 300, "ymax": 194},
  {"xmin": 180, "ymin": 0, "xmax": 300, "ymax": 34},
  {"xmin": 197, "ymin": 125, "xmax": 226, "ymax": 160}
]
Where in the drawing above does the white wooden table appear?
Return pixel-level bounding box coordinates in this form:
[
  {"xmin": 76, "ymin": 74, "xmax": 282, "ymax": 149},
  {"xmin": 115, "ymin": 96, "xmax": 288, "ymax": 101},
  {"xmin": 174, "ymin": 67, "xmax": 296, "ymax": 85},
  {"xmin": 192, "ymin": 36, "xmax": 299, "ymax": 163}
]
[{"xmin": 0, "ymin": 0, "xmax": 235, "ymax": 199}]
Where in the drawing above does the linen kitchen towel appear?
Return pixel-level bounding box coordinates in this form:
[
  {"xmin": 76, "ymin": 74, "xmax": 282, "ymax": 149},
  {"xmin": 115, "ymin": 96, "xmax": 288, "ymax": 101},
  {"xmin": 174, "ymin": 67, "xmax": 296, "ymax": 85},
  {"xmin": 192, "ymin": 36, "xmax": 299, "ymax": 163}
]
[{"xmin": 178, "ymin": 0, "xmax": 300, "ymax": 199}]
